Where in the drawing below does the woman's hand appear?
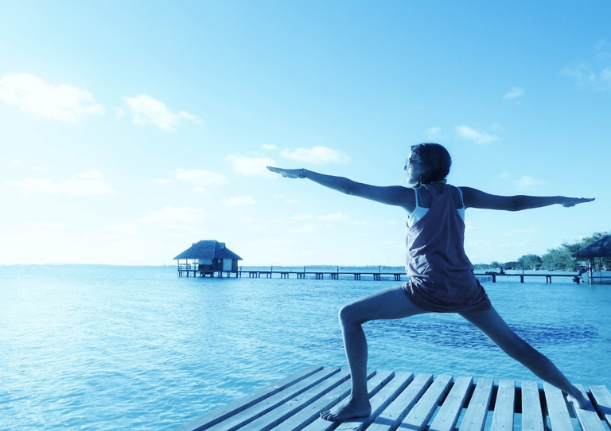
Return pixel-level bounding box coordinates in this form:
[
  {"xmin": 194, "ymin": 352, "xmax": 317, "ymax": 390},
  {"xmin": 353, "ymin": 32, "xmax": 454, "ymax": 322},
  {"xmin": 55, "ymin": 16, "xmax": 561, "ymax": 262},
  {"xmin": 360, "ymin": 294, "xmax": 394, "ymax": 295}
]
[
  {"xmin": 267, "ymin": 166, "xmax": 303, "ymax": 179},
  {"xmin": 561, "ymin": 197, "xmax": 595, "ymax": 207}
]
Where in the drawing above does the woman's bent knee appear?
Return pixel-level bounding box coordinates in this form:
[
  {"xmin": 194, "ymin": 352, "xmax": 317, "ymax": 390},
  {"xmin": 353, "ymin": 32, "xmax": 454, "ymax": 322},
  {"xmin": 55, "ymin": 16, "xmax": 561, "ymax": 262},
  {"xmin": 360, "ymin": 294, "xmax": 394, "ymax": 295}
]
[{"xmin": 338, "ymin": 303, "xmax": 365, "ymax": 326}]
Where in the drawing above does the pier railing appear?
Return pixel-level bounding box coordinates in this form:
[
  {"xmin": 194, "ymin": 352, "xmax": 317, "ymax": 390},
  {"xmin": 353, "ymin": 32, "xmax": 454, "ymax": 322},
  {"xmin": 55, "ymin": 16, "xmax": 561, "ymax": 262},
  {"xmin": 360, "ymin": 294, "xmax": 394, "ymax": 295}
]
[{"xmin": 177, "ymin": 265, "xmax": 578, "ymax": 283}]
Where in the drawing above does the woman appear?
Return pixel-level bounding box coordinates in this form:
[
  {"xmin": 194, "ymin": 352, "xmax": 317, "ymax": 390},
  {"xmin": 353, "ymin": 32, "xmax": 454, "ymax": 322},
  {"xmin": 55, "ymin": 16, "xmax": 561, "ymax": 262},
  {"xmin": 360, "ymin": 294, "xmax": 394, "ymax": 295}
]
[{"xmin": 267, "ymin": 143, "xmax": 594, "ymax": 421}]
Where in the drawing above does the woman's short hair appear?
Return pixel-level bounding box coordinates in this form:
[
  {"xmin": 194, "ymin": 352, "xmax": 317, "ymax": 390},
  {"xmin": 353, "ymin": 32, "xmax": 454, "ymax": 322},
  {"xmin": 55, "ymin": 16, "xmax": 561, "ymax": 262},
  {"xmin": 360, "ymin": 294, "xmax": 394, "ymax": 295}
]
[{"xmin": 411, "ymin": 143, "xmax": 452, "ymax": 184}]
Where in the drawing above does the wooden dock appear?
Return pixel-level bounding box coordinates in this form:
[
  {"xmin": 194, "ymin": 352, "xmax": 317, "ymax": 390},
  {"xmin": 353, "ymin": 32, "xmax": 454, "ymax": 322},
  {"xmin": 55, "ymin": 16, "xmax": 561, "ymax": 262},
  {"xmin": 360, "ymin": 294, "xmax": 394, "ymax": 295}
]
[
  {"xmin": 178, "ymin": 267, "xmax": 577, "ymax": 284},
  {"xmin": 174, "ymin": 365, "xmax": 611, "ymax": 431}
]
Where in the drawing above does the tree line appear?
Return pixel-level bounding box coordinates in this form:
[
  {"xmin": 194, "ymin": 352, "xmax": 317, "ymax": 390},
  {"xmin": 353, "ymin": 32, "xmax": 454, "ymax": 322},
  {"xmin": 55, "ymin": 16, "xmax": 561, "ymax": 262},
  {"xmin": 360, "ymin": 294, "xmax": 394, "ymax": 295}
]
[{"xmin": 473, "ymin": 231, "xmax": 611, "ymax": 271}]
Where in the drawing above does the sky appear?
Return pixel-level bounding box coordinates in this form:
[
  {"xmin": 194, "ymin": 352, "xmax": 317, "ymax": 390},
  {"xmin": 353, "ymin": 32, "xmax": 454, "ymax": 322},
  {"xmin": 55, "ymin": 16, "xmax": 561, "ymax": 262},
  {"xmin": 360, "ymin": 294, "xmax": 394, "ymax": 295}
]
[{"xmin": 1, "ymin": 1, "xmax": 610, "ymax": 267}]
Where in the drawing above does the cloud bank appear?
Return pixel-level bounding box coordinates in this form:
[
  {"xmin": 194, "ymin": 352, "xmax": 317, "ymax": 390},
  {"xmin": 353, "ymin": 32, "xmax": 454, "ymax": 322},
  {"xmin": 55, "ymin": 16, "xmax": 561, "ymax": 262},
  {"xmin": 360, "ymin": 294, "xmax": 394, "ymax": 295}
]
[
  {"xmin": 455, "ymin": 125, "xmax": 499, "ymax": 144},
  {"xmin": 0, "ymin": 74, "xmax": 104, "ymax": 123},
  {"xmin": 123, "ymin": 94, "xmax": 201, "ymax": 131},
  {"xmin": 6, "ymin": 170, "xmax": 116, "ymax": 197}
]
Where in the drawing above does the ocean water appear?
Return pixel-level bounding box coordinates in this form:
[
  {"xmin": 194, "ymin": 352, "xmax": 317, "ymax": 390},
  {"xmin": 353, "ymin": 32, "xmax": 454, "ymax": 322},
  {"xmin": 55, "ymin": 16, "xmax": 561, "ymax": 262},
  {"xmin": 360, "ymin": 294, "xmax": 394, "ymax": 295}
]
[{"xmin": 1, "ymin": 265, "xmax": 610, "ymax": 430}]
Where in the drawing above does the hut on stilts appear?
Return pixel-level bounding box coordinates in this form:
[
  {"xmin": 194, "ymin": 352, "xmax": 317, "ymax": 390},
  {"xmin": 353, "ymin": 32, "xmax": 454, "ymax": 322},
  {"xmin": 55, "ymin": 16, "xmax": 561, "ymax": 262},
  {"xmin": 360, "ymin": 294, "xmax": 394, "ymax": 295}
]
[
  {"xmin": 174, "ymin": 240, "xmax": 242, "ymax": 278},
  {"xmin": 571, "ymin": 235, "xmax": 611, "ymax": 284}
]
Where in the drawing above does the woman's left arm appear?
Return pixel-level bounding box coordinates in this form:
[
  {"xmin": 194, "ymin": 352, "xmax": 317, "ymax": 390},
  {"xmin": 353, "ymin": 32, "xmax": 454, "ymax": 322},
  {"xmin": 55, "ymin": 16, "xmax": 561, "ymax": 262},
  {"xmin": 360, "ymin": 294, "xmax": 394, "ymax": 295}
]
[
  {"xmin": 460, "ymin": 186, "xmax": 595, "ymax": 211},
  {"xmin": 267, "ymin": 167, "xmax": 415, "ymax": 210}
]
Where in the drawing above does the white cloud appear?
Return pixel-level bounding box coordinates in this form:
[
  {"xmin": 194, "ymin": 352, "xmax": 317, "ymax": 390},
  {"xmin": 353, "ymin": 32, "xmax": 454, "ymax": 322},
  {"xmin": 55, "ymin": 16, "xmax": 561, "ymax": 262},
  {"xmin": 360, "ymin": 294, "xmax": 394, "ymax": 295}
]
[
  {"xmin": 455, "ymin": 125, "xmax": 499, "ymax": 144},
  {"xmin": 99, "ymin": 223, "xmax": 143, "ymax": 237},
  {"xmin": 317, "ymin": 213, "xmax": 349, "ymax": 222},
  {"xmin": 515, "ymin": 175, "xmax": 544, "ymax": 191},
  {"xmin": 0, "ymin": 221, "xmax": 69, "ymax": 237},
  {"xmin": 149, "ymin": 178, "xmax": 175, "ymax": 185},
  {"xmin": 424, "ymin": 127, "xmax": 442, "ymax": 138},
  {"xmin": 175, "ymin": 169, "xmax": 228, "ymax": 186},
  {"xmin": 123, "ymin": 94, "xmax": 201, "ymax": 131},
  {"xmin": 562, "ymin": 64, "xmax": 600, "ymax": 89},
  {"xmin": 280, "ymin": 146, "xmax": 349, "ymax": 164},
  {"xmin": 222, "ymin": 196, "xmax": 255, "ymax": 206},
  {"xmin": 293, "ymin": 213, "xmax": 315, "ymax": 221},
  {"xmin": 6, "ymin": 169, "xmax": 117, "ymax": 197},
  {"xmin": 290, "ymin": 224, "xmax": 318, "ymax": 233},
  {"xmin": 563, "ymin": 42, "xmax": 611, "ymax": 91},
  {"xmin": 503, "ymin": 87, "xmax": 524, "ymax": 100},
  {"xmin": 273, "ymin": 194, "xmax": 298, "ymax": 204},
  {"xmin": 564, "ymin": 65, "xmax": 611, "ymax": 91},
  {"xmin": 0, "ymin": 73, "xmax": 104, "ymax": 123},
  {"xmin": 136, "ymin": 206, "xmax": 208, "ymax": 229},
  {"xmin": 293, "ymin": 213, "xmax": 349, "ymax": 222},
  {"xmin": 225, "ymin": 155, "xmax": 277, "ymax": 177}
]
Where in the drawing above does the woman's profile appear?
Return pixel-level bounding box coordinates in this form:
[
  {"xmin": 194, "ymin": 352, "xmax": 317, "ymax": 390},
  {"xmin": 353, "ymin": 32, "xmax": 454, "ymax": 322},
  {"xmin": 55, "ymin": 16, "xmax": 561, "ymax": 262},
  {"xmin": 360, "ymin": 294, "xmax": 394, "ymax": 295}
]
[{"xmin": 267, "ymin": 143, "xmax": 594, "ymax": 421}]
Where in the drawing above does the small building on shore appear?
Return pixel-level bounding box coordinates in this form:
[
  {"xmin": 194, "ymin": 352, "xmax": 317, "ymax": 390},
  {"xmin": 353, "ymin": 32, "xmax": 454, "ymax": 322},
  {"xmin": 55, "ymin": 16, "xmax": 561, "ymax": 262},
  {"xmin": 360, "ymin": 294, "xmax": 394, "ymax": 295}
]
[
  {"xmin": 572, "ymin": 234, "xmax": 611, "ymax": 284},
  {"xmin": 174, "ymin": 240, "xmax": 242, "ymax": 277}
]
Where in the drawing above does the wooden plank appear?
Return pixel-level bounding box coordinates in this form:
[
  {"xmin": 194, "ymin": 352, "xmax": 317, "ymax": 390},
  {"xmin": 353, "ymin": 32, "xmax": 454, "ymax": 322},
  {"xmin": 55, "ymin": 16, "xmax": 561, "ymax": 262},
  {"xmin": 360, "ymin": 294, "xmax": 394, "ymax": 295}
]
[
  {"xmin": 206, "ymin": 367, "xmax": 341, "ymax": 431},
  {"xmin": 301, "ymin": 370, "xmax": 395, "ymax": 431},
  {"xmin": 459, "ymin": 377, "xmax": 493, "ymax": 431},
  {"xmin": 490, "ymin": 379, "xmax": 515, "ymax": 431},
  {"xmin": 573, "ymin": 384, "xmax": 606, "ymax": 431},
  {"xmin": 334, "ymin": 372, "xmax": 414, "ymax": 431},
  {"xmin": 543, "ymin": 383, "xmax": 574, "ymax": 431},
  {"xmin": 429, "ymin": 376, "xmax": 473, "ymax": 431},
  {"xmin": 589, "ymin": 385, "xmax": 611, "ymax": 427},
  {"xmin": 521, "ymin": 380, "xmax": 544, "ymax": 431},
  {"xmin": 399, "ymin": 374, "xmax": 453, "ymax": 431},
  {"xmin": 367, "ymin": 373, "xmax": 434, "ymax": 431},
  {"xmin": 173, "ymin": 365, "xmax": 323, "ymax": 431},
  {"xmin": 277, "ymin": 370, "xmax": 377, "ymax": 431},
  {"xmin": 245, "ymin": 369, "xmax": 351, "ymax": 431}
]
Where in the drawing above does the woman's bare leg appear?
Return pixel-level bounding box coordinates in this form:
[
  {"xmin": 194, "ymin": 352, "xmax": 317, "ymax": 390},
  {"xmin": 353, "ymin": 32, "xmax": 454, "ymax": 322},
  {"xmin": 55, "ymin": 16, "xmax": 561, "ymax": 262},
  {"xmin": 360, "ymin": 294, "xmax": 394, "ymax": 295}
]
[
  {"xmin": 320, "ymin": 286, "xmax": 427, "ymax": 421},
  {"xmin": 460, "ymin": 306, "xmax": 588, "ymax": 408}
]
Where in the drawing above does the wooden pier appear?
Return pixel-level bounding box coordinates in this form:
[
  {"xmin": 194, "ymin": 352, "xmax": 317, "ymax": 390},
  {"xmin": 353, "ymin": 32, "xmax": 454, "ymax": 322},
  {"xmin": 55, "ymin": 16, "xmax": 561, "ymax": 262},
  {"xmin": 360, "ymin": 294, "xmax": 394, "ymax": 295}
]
[
  {"xmin": 178, "ymin": 266, "xmax": 578, "ymax": 283},
  {"xmin": 175, "ymin": 365, "xmax": 611, "ymax": 431}
]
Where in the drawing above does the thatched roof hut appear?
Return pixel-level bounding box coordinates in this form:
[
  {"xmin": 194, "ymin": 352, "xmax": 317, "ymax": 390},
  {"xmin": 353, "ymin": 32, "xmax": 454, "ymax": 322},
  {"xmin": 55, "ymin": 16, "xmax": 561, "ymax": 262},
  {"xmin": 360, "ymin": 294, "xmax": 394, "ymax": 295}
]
[
  {"xmin": 571, "ymin": 235, "xmax": 611, "ymax": 284},
  {"xmin": 571, "ymin": 235, "xmax": 611, "ymax": 259},
  {"xmin": 174, "ymin": 240, "xmax": 242, "ymax": 274}
]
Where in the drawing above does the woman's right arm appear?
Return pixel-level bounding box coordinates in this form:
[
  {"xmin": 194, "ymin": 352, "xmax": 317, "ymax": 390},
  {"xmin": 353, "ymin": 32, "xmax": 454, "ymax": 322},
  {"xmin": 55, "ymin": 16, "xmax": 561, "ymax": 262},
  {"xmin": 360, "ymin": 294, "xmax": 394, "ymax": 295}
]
[
  {"xmin": 460, "ymin": 186, "xmax": 595, "ymax": 211},
  {"xmin": 267, "ymin": 167, "xmax": 415, "ymax": 211}
]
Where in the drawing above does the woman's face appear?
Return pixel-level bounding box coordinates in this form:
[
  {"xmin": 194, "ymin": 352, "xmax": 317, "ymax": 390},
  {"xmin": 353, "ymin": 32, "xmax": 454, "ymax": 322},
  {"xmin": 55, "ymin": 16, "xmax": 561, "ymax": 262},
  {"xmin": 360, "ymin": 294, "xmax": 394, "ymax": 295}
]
[{"xmin": 405, "ymin": 149, "xmax": 427, "ymax": 185}]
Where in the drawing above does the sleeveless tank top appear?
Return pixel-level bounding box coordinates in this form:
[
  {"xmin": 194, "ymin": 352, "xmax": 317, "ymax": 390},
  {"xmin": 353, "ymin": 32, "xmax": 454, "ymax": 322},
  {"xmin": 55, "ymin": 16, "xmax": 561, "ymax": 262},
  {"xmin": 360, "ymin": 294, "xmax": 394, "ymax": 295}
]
[
  {"xmin": 402, "ymin": 184, "xmax": 491, "ymax": 313},
  {"xmin": 408, "ymin": 186, "xmax": 465, "ymax": 227}
]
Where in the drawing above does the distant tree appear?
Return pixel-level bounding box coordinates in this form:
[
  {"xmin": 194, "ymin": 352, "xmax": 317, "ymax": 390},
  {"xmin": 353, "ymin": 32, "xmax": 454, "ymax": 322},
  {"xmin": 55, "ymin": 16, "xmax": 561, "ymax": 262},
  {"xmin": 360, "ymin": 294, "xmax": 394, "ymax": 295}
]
[
  {"xmin": 474, "ymin": 231, "xmax": 611, "ymax": 271},
  {"xmin": 517, "ymin": 254, "xmax": 542, "ymax": 270},
  {"xmin": 541, "ymin": 247, "xmax": 575, "ymax": 270}
]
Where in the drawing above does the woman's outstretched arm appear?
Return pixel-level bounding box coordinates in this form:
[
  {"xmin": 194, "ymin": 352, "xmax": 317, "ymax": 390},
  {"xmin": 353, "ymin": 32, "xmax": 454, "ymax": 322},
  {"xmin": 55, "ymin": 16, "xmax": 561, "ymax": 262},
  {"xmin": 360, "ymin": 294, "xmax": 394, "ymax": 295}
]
[
  {"xmin": 267, "ymin": 167, "xmax": 415, "ymax": 210},
  {"xmin": 460, "ymin": 186, "xmax": 595, "ymax": 211}
]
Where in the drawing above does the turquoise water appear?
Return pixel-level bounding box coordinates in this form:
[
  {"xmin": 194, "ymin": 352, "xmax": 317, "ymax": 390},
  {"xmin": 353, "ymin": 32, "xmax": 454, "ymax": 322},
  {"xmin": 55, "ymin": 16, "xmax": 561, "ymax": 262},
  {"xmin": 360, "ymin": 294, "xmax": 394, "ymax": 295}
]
[{"xmin": 1, "ymin": 265, "xmax": 610, "ymax": 430}]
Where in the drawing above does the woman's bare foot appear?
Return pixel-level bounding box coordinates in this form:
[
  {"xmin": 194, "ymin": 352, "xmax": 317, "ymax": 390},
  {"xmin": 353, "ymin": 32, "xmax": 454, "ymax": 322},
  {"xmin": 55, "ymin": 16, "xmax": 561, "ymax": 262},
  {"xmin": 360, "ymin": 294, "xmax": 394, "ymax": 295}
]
[
  {"xmin": 567, "ymin": 393, "xmax": 589, "ymax": 410},
  {"xmin": 320, "ymin": 397, "xmax": 371, "ymax": 422}
]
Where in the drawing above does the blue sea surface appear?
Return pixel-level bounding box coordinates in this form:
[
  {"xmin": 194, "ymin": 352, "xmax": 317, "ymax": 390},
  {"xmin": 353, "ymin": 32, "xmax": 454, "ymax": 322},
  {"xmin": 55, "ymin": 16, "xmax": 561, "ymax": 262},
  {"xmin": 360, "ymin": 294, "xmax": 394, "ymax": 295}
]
[{"xmin": 1, "ymin": 265, "xmax": 610, "ymax": 430}]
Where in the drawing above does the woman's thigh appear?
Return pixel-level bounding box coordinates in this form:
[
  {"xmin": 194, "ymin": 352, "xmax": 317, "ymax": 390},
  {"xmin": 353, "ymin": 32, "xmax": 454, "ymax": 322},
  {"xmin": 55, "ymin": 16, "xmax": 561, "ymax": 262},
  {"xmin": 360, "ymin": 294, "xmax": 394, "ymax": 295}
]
[
  {"xmin": 341, "ymin": 285, "xmax": 429, "ymax": 324},
  {"xmin": 459, "ymin": 306, "xmax": 527, "ymax": 354}
]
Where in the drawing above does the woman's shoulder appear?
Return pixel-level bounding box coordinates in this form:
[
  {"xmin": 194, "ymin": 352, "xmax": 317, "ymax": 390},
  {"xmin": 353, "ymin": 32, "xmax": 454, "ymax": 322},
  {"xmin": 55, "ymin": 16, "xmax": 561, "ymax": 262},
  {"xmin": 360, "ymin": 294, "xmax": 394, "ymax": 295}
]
[{"xmin": 444, "ymin": 184, "xmax": 464, "ymax": 207}]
